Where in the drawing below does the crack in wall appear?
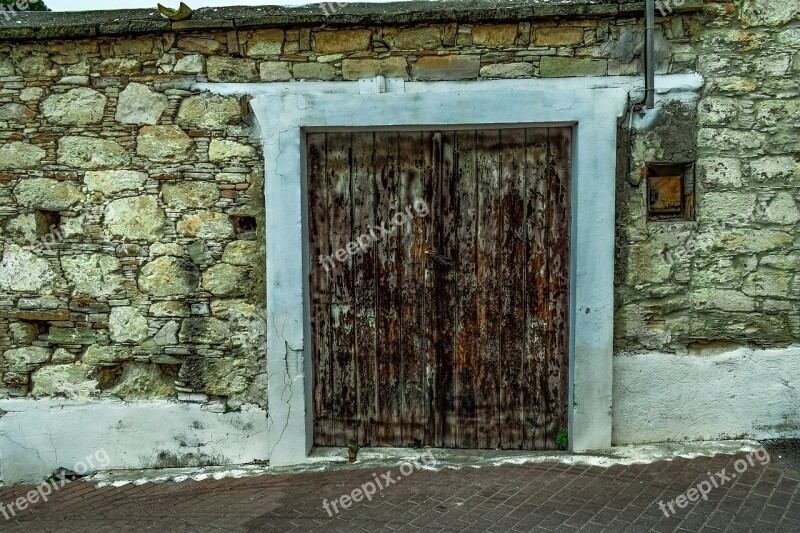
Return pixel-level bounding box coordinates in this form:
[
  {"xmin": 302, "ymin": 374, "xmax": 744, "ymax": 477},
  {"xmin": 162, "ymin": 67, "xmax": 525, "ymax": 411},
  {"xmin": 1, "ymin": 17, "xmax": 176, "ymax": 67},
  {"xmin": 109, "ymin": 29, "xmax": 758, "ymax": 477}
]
[
  {"xmin": 1, "ymin": 434, "xmax": 50, "ymax": 471},
  {"xmin": 267, "ymin": 314, "xmax": 305, "ymax": 460}
]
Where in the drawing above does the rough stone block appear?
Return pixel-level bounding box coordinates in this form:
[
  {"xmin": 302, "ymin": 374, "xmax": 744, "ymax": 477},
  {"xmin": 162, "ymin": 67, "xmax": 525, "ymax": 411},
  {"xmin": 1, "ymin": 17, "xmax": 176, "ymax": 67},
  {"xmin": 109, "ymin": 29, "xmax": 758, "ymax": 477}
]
[
  {"xmin": 83, "ymin": 345, "xmax": 134, "ymax": 365},
  {"xmin": 179, "ymin": 317, "xmax": 231, "ymax": 345},
  {"xmin": 177, "ymin": 36, "xmax": 227, "ymax": 55},
  {"xmin": 246, "ymin": 29, "xmax": 284, "ymax": 57},
  {"xmin": 4, "ymin": 346, "xmax": 51, "ymax": 372},
  {"xmin": 137, "ymin": 125, "xmax": 194, "ymax": 162},
  {"xmin": 749, "ymin": 157, "xmax": 799, "ymax": 183},
  {"xmin": 109, "ymin": 307, "xmax": 150, "ymax": 344},
  {"xmin": 174, "ymin": 54, "xmax": 206, "ymax": 74},
  {"xmin": 109, "ymin": 363, "xmax": 175, "ymax": 399},
  {"xmin": 480, "ymin": 62, "xmax": 535, "ymax": 78},
  {"xmin": 0, "ymin": 141, "xmax": 46, "ymax": 170},
  {"xmin": 539, "ymin": 56, "xmax": 607, "ymax": 77},
  {"xmin": 385, "ymin": 27, "xmax": 442, "ymax": 50},
  {"xmin": 150, "ymin": 301, "xmax": 191, "ymax": 318},
  {"xmin": 292, "ymin": 62, "xmax": 337, "ymax": 80},
  {"xmin": 105, "ymin": 196, "xmax": 167, "ymax": 242},
  {"xmin": 176, "ymin": 212, "xmax": 235, "ymax": 240},
  {"xmin": 743, "ymin": 268, "xmax": 792, "ymax": 297},
  {"xmin": 31, "ymin": 363, "xmax": 98, "ymax": 399},
  {"xmin": 47, "ymin": 327, "xmax": 97, "ymax": 345},
  {"xmin": 342, "ymin": 57, "xmax": 408, "ymax": 80},
  {"xmin": 116, "ymin": 83, "xmax": 168, "ymax": 125},
  {"xmin": 9, "ymin": 322, "xmax": 40, "ymax": 344},
  {"xmin": 58, "ymin": 136, "xmax": 131, "ymax": 170},
  {"xmin": 176, "ymin": 94, "xmax": 242, "ymax": 129},
  {"xmin": 207, "ymin": 56, "xmax": 259, "ymax": 82},
  {"xmin": 314, "ymin": 29, "xmax": 372, "ymax": 54},
  {"xmin": 162, "ymin": 181, "xmax": 220, "ymax": 209},
  {"xmin": 84, "ymin": 170, "xmax": 147, "ymax": 196},
  {"xmin": 697, "ymin": 158, "xmax": 742, "ymax": 189},
  {"xmin": 222, "ymin": 240, "xmax": 258, "ymax": 266},
  {"xmin": 14, "ymin": 178, "xmax": 83, "ymax": 212},
  {"xmin": 209, "ymin": 139, "xmax": 256, "ymax": 163},
  {"xmin": 534, "ymin": 27, "xmax": 585, "ymax": 46},
  {"xmin": 259, "ymin": 61, "xmax": 292, "ymax": 81},
  {"xmin": 138, "ymin": 256, "xmax": 200, "ymax": 297},
  {"xmin": 472, "ymin": 24, "xmax": 519, "ymax": 47},
  {"xmin": 763, "ymin": 192, "xmax": 800, "ymax": 225},
  {"xmin": 41, "ymin": 87, "xmax": 107, "ymax": 125},
  {"xmin": 0, "ymin": 246, "xmax": 57, "ymax": 294},
  {"xmin": 98, "ymin": 58, "xmax": 142, "ymax": 76},
  {"xmin": 699, "ymin": 192, "xmax": 757, "ymax": 225},
  {"xmin": 153, "ymin": 321, "xmax": 179, "ymax": 346},
  {"xmin": 202, "ymin": 263, "xmax": 249, "ymax": 296},
  {"xmin": 411, "ymin": 55, "xmax": 481, "ymax": 81},
  {"xmin": 0, "ymin": 103, "xmax": 36, "ymax": 122},
  {"xmin": 61, "ymin": 254, "xmax": 125, "ymax": 298}
]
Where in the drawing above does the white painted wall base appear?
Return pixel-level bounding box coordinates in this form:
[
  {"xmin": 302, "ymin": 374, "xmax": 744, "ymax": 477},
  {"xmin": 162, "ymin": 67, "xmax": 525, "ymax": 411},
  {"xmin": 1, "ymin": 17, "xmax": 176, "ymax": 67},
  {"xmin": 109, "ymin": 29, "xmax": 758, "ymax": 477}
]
[
  {"xmin": 613, "ymin": 345, "xmax": 800, "ymax": 445},
  {"xmin": 0, "ymin": 399, "xmax": 269, "ymax": 485}
]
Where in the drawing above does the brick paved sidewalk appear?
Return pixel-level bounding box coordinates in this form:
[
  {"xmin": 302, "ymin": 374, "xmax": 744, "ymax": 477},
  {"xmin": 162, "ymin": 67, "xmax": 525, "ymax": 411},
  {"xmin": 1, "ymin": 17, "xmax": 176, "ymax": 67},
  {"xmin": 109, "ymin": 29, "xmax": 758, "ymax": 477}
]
[{"xmin": 1, "ymin": 444, "xmax": 798, "ymax": 532}]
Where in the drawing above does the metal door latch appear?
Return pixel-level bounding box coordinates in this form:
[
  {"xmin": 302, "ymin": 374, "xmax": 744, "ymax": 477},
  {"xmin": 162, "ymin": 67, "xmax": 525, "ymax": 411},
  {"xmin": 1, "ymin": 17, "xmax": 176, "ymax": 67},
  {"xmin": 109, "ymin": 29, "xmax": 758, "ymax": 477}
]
[{"xmin": 425, "ymin": 250, "xmax": 453, "ymax": 266}]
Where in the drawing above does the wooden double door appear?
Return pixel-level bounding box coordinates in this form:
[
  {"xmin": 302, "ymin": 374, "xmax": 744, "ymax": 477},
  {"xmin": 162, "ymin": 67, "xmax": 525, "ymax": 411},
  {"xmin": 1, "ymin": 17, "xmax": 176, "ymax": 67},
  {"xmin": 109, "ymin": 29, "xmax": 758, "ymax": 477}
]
[{"xmin": 308, "ymin": 128, "xmax": 571, "ymax": 450}]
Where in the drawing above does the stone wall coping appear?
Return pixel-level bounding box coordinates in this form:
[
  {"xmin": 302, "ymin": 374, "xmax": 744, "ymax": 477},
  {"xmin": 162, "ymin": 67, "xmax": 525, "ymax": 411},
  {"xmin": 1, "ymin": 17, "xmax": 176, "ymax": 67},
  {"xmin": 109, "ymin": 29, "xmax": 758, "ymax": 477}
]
[{"xmin": 0, "ymin": 0, "xmax": 704, "ymax": 41}]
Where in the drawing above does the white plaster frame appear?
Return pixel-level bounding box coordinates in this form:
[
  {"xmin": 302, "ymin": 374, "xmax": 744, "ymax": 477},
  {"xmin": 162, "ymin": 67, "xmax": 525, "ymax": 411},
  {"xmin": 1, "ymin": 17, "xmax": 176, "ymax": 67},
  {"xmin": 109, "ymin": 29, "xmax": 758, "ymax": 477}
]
[{"xmin": 208, "ymin": 74, "xmax": 702, "ymax": 466}]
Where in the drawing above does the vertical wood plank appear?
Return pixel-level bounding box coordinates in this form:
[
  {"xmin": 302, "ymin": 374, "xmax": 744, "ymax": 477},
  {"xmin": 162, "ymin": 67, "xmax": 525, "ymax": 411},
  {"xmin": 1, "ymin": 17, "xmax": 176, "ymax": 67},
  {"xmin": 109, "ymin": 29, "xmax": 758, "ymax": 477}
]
[
  {"xmin": 475, "ymin": 129, "xmax": 501, "ymax": 449},
  {"xmin": 420, "ymin": 131, "xmax": 437, "ymax": 446},
  {"xmin": 523, "ymin": 128, "xmax": 550, "ymax": 450},
  {"xmin": 398, "ymin": 131, "xmax": 427, "ymax": 447},
  {"xmin": 327, "ymin": 132, "xmax": 356, "ymax": 447},
  {"xmin": 308, "ymin": 132, "xmax": 332, "ymax": 446},
  {"xmin": 436, "ymin": 131, "xmax": 458, "ymax": 448},
  {"xmin": 454, "ymin": 130, "xmax": 479, "ymax": 449},
  {"xmin": 352, "ymin": 132, "xmax": 377, "ymax": 446},
  {"xmin": 374, "ymin": 131, "xmax": 402, "ymax": 446},
  {"xmin": 545, "ymin": 127, "xmax": 572, "ymax": 449},
  {"xmin": 498, "ymin": 129, "xmax": 527, "ymax": 449}
]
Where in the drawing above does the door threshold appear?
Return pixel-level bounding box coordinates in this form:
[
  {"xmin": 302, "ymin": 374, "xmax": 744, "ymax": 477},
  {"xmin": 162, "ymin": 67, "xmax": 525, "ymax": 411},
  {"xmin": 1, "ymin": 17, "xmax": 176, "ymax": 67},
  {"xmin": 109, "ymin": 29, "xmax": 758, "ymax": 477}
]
[
  {"xmin": 309, "ymin": 439, "xmax": 763, "ymax": 470},
  {"xmin": 308, "ymin": 446, "xmax": 571, "ymax": 470}
]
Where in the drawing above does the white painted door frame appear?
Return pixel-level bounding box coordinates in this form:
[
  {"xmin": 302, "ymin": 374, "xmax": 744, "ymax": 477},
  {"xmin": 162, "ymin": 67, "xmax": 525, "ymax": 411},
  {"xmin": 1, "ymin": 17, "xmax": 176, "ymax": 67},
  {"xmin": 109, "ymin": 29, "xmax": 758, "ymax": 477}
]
[{"xmin": 198, "ymin": 74, "xmax": 703, "ymax": 466}]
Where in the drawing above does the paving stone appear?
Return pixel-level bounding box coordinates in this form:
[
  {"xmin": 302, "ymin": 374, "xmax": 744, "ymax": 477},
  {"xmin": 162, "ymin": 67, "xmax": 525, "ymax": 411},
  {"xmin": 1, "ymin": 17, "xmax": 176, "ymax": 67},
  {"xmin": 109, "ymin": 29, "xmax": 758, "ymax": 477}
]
[{"xmin": 1, "ymin": 447, "xmax": 796, "ymax": 531}]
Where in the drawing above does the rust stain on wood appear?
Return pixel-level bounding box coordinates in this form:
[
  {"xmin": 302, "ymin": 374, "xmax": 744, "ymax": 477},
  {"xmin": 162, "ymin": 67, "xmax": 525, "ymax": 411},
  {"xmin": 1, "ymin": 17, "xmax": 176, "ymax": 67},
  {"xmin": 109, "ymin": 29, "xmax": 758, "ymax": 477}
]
[{"xmin": 309, "ymin": 128, "xmax": 571, "ymax": 450}]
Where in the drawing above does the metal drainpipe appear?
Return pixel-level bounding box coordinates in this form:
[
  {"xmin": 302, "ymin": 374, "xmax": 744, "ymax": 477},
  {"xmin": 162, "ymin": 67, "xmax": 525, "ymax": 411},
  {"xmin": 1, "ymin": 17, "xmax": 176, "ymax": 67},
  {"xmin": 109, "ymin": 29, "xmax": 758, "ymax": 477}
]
[{"xmin": 645, "ymin": 0, "xmax": 656, "ymax": 108}]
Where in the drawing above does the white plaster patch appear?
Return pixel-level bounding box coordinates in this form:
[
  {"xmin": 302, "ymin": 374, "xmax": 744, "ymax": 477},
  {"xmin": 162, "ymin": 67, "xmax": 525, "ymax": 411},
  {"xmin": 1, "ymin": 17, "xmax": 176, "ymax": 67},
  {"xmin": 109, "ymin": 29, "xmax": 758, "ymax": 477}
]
[
  {"xmin": 0, "ymin": 399, "xmax": 269, "ymax": 484},
  {"xmin": 613, "ymin": 345, "xmax": 800, "ymax": 445}
]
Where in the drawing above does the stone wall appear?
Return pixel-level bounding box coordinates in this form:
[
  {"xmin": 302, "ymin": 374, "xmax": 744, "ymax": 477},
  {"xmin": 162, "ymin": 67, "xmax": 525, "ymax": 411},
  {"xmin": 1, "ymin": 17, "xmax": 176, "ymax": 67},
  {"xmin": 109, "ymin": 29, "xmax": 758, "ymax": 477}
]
[
  {"xmin": 0, "ymin": 0, "xmax": 797, "ymax": 409},
  {"xmin": 0, "ymin": 35, "xmax": 267, "ymax": 405},
  {"xmin": 616, "ymin": 0, "xmax": 800, "ymax": 353}
]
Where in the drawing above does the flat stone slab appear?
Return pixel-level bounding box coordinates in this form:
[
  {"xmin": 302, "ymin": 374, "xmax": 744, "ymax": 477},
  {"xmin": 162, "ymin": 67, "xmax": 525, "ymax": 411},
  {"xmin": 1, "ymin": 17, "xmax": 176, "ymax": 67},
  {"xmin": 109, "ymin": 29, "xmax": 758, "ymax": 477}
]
[{"xmin": 0, "ymin": 0, "xmax": 704, "ymax": 40}]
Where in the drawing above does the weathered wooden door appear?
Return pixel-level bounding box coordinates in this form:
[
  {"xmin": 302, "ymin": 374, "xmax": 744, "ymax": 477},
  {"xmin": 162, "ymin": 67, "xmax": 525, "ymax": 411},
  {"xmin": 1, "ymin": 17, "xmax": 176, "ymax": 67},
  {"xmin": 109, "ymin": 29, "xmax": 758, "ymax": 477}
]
[{"xmin": 308, "ymin": 128, "xmax": 571, "ymax": 450}]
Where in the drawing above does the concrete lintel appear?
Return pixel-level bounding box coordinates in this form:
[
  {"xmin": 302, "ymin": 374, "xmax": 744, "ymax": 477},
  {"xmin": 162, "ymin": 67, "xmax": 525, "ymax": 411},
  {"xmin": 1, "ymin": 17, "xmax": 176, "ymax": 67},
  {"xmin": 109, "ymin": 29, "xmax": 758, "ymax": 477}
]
[{"xmin": 196, "ymin": 73, "xmax": 704, "ymax": 99}]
